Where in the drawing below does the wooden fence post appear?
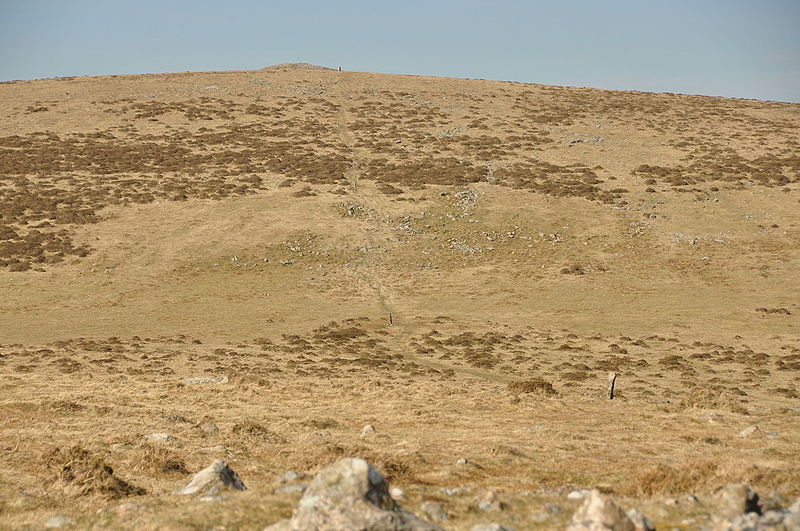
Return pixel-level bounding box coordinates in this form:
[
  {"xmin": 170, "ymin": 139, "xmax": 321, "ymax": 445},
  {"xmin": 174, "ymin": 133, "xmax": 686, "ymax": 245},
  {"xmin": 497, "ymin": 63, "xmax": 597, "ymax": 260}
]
[{"xmin": 607, "ymin": 372, "xmax": 617, "ymax": 400}]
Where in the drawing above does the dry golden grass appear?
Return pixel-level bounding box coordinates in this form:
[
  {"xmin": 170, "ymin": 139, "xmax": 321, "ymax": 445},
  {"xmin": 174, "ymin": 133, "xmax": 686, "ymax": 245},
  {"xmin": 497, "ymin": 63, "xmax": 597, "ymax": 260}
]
[{"xmin": 0, "ymin": 68, "xmax": 799, "ymax": 529}]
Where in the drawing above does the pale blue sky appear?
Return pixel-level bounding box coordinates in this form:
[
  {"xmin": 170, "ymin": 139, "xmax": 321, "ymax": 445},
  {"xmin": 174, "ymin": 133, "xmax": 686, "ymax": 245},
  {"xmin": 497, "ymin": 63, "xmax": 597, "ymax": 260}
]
[{"xmin": 1, "ymin": 0, "xmax": 798, "ymax": 102}]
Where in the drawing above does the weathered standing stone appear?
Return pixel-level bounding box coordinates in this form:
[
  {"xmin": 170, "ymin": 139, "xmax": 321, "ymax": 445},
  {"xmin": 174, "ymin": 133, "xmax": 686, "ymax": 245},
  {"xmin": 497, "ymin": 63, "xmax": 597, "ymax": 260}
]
[
  {"xmin": 266, "ymin": 457, "xmax": 441, "ymax": 530},
  {"xmin": 567, "ymin": 490, "xmax": 637, "ymax": 531},
  {"xmin": 176, "ymin": 459, "xmax": 245, "ymax": 496}
]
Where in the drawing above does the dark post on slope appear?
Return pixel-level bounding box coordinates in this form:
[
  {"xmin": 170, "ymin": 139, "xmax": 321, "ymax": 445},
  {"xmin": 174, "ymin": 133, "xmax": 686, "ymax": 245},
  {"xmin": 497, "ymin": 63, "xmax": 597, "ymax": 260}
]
[
  {"xmin": 607, "ymin": 372, "xmax": 617, "ymax": 400},
  {"xmin": 388, "ymin": 313, "xmax": 393, "ymax": 326}
]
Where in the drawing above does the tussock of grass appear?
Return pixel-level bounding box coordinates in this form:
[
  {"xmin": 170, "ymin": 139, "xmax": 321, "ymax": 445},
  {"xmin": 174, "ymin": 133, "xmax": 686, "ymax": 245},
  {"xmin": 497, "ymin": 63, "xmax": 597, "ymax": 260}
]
[
  {"xmin": 632, "ymin": 461, "xmax": 800, "ymax": 497},
  {"xmin": 508, "ymin": 378, "xmax": 558, "ymax": 396},
  {"xmin": 46, "ymin": 446, "xmax": 145, "ymax": 499}
]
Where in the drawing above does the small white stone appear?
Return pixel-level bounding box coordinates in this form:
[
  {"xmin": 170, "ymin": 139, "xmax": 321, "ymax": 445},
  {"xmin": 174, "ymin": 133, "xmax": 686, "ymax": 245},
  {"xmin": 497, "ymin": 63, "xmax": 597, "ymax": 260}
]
[
  {"xmin": 568, "ymin": 489, "xmax": 589, "ymax": 500},
  {"xmin": 389, "ymin": 486, "xmax": 405, "ymax": 501},
  {"xmin": 198, "ymin": 495, "xmax": 226, "ymax": 502},
  {"xmin": 183, "ymin": 375, "xmax": 228, "ymax": 385},
  {"xmin": 420, "ymin": 500, "xmax": 447, "ymax": 522},
  {"xmin": 45, "ymin": 515, "xmax": 74, "ymax": 528},
  {"xmin": 144, "ymin": 432, "xmax": 175, "ymax": 443},
  {"xmin": 739, "ymin": 425, "xmax": 760, "ymax": 437}
]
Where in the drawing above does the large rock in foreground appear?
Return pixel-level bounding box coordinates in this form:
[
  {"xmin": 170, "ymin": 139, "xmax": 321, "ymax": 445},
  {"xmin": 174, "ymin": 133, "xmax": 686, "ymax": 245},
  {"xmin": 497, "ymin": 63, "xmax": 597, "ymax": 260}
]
[
  {"xmin": 176, "ymin": 459, "xmax": 246, "ymax": 496},
  {"xmin": 266, "ymin": 457, "xmax": 441, "ymax": 530},
  {"xmin": 567, "ymin": 489, "xmax": 644, "ymax": 531},
  {"xmin": 711, "ymin": 483, "xmax": 800, "ymax": 530}
]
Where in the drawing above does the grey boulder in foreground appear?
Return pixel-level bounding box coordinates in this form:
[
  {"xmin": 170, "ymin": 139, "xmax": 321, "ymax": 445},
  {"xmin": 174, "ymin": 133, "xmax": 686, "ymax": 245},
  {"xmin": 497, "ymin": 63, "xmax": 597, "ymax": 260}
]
[
  {"xmin": 176, "ymin": 459, "xmax": 246, "ymax": 496},
  {"xmin": 266, "ymin": 457, "xmax": 441, "ymax": 531},
  {"xmin": 567, "ymin": 489, "xmax": 648, "ymax": 531}
]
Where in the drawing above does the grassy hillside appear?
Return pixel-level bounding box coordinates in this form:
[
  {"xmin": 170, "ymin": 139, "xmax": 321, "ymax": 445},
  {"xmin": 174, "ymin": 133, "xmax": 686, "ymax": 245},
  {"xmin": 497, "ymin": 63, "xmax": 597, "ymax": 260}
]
[{"xmin": 1, "ymin": 66, "xmax": 798, "ymax": 529}]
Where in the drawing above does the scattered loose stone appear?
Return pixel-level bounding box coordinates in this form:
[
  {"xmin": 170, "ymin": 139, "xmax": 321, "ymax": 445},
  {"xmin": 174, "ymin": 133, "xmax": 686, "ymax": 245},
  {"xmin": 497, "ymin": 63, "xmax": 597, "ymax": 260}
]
[
  {"xmin": 99, "ymin": 502, "xmax": 141, "ymax": 515},
  {"xmin": 568, "ymin": 489, "xmax": 637, "ymax": 531},
  {"xmin": 390, "ymin": 486, "xmax": 406, "ymax": 501},
  {"xmin": 200, "ymin": 445, "xmax": 227, "ymax": 453},
  {"xmin": 182, "ymin": 375, "xmax": 228, "ymax": 385},
  {"xmin": 360, "ymin": 424, "xmax": 376, "ymax": 437},
  {"xmin": 544, "ymin": 502, "xmax": 562, "ymax": 514},
  {"xmin": 176, "ymin": 459, "xmax": 245, "ymax": 496},
  {"xmin": 143, "ymin": 432, "xmax": 175, "ymax": 443},
  {"xmin": 739, "ymin": 425, "xmax": 761, "ymax": 437},
  {"xmin": 470, "ymin": 524, "xmax": 515, "ymax": 531},
  {"xmin": 723, "ymin": 509, "xmax": 800, "ymax": 530},
  {"xmin": 420, "ymin": 501, "xmax": 447, "ymax": 522},
  {"xmin": 442, "ymin": 485, "xmax": 471, "ymax": 496},
  {"xmin": 45, "ymin": 515, "xmax": 74, "ymax": 528},
  {"xmin": 478, "ymin": 490, "xmax": 505, "ymax": 512},
  {"xmin": 455, "ymin": 457, "xmax": 468, "ymax": 466},
  {"xmin": 265, "ymin": 457, "xmax": 441, "ymax": 530},
  {"xmin": 198, "ymin": 495, "xmax": 226, "ymax": 503},
  {"xmin": 195, "ymin": 420, "xmax": 220, "ymax": 434},
  {"xmin": 708, "ymin": 486, "xmax": 800, "ymax": 530}
]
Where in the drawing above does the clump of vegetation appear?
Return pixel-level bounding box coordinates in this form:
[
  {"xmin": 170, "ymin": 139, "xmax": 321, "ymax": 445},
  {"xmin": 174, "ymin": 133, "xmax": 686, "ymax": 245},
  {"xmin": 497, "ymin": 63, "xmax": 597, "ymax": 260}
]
[
  {"xmin": 301, "ymin": 417, "xmax": 341, "ymax": 429},
  {"xmin": 676, "ymin": 388, "xmax": 748, "ymax": 414},
  {"xmin": 231, "ymin": 420, "xmax": 286, "ymax": 443},
  {"xmin": 134, "ymin": 445, "xmax": 189, "ymax": 476},
  {"xmin": 756, "ymin": 307, "xmax": 792, "ymax": 315},
  {"xmin": 46, "ymin": 446, "xmax": 145, "ymax": 498},
  {"xmin": 508, "ymin": 378, "xmax": 558, "ymax": 396}
]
